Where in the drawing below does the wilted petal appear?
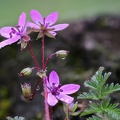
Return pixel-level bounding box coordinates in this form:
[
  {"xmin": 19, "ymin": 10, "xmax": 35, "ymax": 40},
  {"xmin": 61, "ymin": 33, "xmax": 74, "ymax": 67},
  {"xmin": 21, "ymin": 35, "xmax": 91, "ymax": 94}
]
[
  {"xmin": 30, "ymin": 10, "xmax": 43, "ymax": 25},
  {"xmin": 49, "ymin": 71, "xmax": 59, "ymax": 87},
  {"xmin": 0, "ymin": 27, "xmax": 16, "ymax": 38},
  {"xmin": 47, "ymin": 93, "xmax": 58, "ymax": 106},
  {"xmin": 0, "ymin": 35, "xmax": 20, "ymax": 49},
  {"xmin": 18, "ymin": 12, "xmax": 26, "ymax": 31},
  {"xmin": 57, "ymin": 94, "xmax": 74, "ymax": 104},
  {"xmin": 45, "ymin": 12, "xmax": 58, "ymax": 26},
  {"xmin": 60, "ymin": 84, "xmax": 80, "ymax": 94},
  {"xmin": 53, "ymin": 24, "xmax": 69, "ymax": 31}
]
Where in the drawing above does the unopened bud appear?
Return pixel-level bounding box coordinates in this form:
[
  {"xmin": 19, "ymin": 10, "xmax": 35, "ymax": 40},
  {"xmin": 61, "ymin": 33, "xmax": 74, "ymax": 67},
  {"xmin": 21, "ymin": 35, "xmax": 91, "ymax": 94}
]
[
  {"xmin": 21, "ymin": 83, "xmax": 31, "ymax": 100},
  {"xmin": 20, "ymin": 67, "xmax": 32, "ymax": 77},
  {"xmin": 55, "ymin": 50, "xmax": 69, "ymax": 60}
]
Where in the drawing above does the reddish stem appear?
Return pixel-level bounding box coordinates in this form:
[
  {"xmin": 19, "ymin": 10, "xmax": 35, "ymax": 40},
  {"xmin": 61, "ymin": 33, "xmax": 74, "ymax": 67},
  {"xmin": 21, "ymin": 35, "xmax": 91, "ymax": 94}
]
[
  {"xmin": 49, "ymin": 106, "xmax": 53, "ymax": 120},
  {"xmin": 43, "ymin": 77, "xmax": 50, "ymax": 120},
  {"xmin": 27, "ymin": 42, "xmax": 40, "ymax": 69},
  {"xmin": 27, "ymin": 42, "xmax": 41, "ymax": 100},
  {"xmin": 41, "ymin": 33, "xmax": 51, "ymax": 120},
  {"xmin": 42, "ymin": 33, "xmax": 45, "ymax": 70},
  {"xmin": 29, "ymin": 77, "xmax": 41, "ymax": 100},
  {"xmin": 44, "ymin": 53, "xmax": 56, "ymax": 69}
]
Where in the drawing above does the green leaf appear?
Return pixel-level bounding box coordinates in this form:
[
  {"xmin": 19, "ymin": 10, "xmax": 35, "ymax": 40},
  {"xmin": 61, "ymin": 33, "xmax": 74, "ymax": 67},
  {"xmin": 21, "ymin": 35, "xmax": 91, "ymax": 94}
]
[
  {"xmin": 78, "ymin": 90, "xmax": 100, "ymax": 100},
  {"xmin": 84, "ymin": 67, "xmax": 111, "ymax": 92},
  {"xmin": 71, "ymin": 102, "xmax": 78, "ymax": 112},
  {"xmin": 87, "ymin": 116, "xmax": 102, "ymax": 120},
  {"xmin": 101, "ymin": 83, "xmax": 120, "ymax": 97},
  {"xmin": 6, "ymin": 116, "xmax": 25, "ymax": 120},
  {"xmin": 71, "ymin": 111, "xmax": 80, "ymax": 116},
  {"xmin": 6, "ymin": 117, "xmax": 14, "ymax": 120},
  {"xmin": 104, "ymin": 103, "xmax": 120, "ymax": 120},
  {"xmin": 81, "ymin": 103, "xmax": 102, "ymax": 116},
  {"xmin": 101, "ymin": 98, "xmax": 111, "ymax": 109}
]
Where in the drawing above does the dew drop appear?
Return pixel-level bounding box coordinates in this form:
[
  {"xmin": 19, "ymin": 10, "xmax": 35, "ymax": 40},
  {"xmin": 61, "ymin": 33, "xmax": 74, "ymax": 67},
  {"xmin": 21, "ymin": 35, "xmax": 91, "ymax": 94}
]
[{"xmin": 36, "ymin": 85, "xmax": 40, "ymax": 90}]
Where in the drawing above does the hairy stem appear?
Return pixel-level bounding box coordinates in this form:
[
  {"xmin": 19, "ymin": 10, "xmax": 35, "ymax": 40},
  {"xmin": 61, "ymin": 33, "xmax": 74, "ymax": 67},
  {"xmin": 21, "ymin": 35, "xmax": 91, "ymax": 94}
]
[
  {"xmin": 27, "ymin": 42, "xmax": 42, "ymax": 100},
  {"xmin": 49, "ymin": 106, "xmax": 53, "ymax": 120},
  {"xmin": 41, "ymin": 33, "xmax": 50, "ymax": 120},
  {"xmin": 27, "ymin": 42, "xmax": 40, "ymax": 69},
  {"xmin": 29, "ymin": 77, "xmax": 41, "ymax": 100},
  {"xmin": 42, "ymin": 33, "xmax": 45, "ymax": 70},
  {"xmin": 43, "ymin": 77, "xmax": 50, "ymax": 120},
  {"xmin": 44, "ymin": 53, "xmax": 56, "ymax": 68},
  {"xmin": 65, "ymin": 104, "xmax": 69, "ymax": 120}
]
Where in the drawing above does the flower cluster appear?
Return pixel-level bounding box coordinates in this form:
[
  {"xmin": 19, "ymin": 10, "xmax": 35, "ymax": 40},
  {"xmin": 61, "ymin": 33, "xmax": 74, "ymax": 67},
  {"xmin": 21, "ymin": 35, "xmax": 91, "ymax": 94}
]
[
  {"xmin": 0, "ymin": 9, "xmax": 80, "ymax": 120},
  {"xmin": 0, "ymin": 9, "xmax": 69, "ymax": 49}
]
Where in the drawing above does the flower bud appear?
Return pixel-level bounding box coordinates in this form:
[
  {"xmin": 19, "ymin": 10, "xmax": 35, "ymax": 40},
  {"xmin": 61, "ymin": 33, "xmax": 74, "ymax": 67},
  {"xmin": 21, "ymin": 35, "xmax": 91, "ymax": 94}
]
[
  {"xmin": 21, "ymin": 83, "xmax": 31, "ymax": 100},
  {"xmin": 55, "ymin": 50, "xmax": 69, "ymax": 60},
  {"xmin": 19, "ymin": 67, "xmax": 32, "ymax": 77}
]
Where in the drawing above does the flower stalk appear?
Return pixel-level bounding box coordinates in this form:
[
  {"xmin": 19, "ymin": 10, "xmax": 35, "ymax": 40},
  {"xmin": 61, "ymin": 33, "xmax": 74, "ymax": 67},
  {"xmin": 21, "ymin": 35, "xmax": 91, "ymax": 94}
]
[
  {"xmin": 43, "ymin": 77, "xmax": 50, "ymax": 120},
  {"xmin": 27, "ymin": 42, "xmax": 40, "ymax": 69}
]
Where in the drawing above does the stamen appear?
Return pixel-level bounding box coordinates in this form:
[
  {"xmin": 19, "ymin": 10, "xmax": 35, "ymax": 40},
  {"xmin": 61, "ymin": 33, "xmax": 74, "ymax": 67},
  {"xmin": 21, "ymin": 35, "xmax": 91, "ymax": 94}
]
[{"xmin": 16, "ymin": 25, "xmax": 20, "ymax": 29}]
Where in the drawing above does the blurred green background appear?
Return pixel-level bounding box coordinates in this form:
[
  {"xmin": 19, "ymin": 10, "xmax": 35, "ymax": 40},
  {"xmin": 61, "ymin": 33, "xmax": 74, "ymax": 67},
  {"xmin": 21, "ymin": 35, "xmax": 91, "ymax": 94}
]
[
  {"xmin": 0, "ymin": 0, "xmax": 120, "ymax": 26},
  {"xmin": 0, "ymin": 0, "xmax": 120, "ymax": 120}
]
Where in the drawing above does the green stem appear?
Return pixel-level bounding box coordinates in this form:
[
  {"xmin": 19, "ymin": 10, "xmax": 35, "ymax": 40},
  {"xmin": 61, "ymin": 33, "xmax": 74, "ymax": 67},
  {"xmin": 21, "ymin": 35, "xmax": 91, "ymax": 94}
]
[{"xmin": 65, "ymin": 104, "xmax": 69, "ymax": 120}]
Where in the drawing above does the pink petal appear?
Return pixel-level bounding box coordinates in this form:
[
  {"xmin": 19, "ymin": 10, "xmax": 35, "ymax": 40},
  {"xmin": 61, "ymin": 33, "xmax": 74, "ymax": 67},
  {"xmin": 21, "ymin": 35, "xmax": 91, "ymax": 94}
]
[
  {"xmin": 18, "ymin": 12, "xmax": 26, "ymax": 31},
  {"xmin": 0, "ymin": 35, "xmax": 20, "ymax": 49},
  {"xmin": 45, "ymin": 12, "xmax": 58, "ymax": 26},
  {"xmin": 49, "ymin": 71, "xmax": 60, "ymax": 87},
  {"xmin": 0, "ymin": 27, "xmax": 17, "ymax": 38},
  {"xmin": 60, "ymin": 84, "xmax": 80, "ymax": 94},
  {"xmin": 52, "ymin": 24, "xmax": 69, "ymax": 31},
  {"xmin": 57, "ymin": 94, "xmax": 74, "ymax": 104},
  {"xmin": 27, "ymin": 22, "xmax": 40, "ymax": 30},
  {"xmin": 30, "ymin": 10, "xmax": 43, "ymax": 25},
  {"xmin": 45, "ymin": 77, "xmax": 51, "ymax": 92},
  {"xmin": 47, "ymin": 93, "xmax": 58, "ymax": 106}
]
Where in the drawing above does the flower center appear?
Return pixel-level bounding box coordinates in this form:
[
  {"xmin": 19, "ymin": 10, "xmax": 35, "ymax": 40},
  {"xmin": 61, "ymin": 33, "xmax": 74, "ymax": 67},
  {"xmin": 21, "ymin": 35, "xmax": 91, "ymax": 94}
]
[
  {"xmin": 9, "ymin": 25, "xmax": 22, "ymax": 38},
  {"xmin": 51, "ymin": 83, "xmax": 63, "ymax": 96}
]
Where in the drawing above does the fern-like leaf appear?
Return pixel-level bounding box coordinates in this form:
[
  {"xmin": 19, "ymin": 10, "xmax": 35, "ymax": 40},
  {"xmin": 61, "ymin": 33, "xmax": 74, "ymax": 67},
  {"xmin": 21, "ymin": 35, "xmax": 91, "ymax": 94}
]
[
  {"xmin": 78, "ymin": 90, "xmax": 100, "ymax": 100},
  {"xmin": 104, "ymin": 103, "xmax": 120, "ymax": 120},
  {"xmin": 6, "ymin": 116, "xmax": 25, "ymax": 120},
  {"xmin": 87, "ymin": 116, "xmax": 102, "ymax": 120},
  {"xmin": 102, "ymin": 83, "xmax": 120, "ymax": 97},
  {"xmin": 84, "ymin": 67, "xmax": 111, "ymax": 92},
  {"xmin": 81, "ymin": 103, "xmax": 102, "ymax": 116}
]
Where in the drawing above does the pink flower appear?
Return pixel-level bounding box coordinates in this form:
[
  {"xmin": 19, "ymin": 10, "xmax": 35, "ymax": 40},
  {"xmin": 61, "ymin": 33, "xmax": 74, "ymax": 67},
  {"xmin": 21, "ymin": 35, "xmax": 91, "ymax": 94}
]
[
  {"xmin": 28, "ymin": 9, "xmax": 69, "ymax": 38},
  {"xmin": 0, "ymin": 12, "xmax": 30, "ymax": 49},
  {"xmin": 46, "ymin": 71, "xmax": 80, "ymax": 106}
]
